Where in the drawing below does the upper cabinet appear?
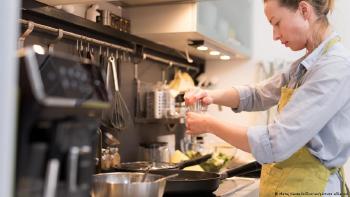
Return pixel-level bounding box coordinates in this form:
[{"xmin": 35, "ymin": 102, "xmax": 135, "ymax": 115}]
[
  {"xmin": 197, "ymin": 0, "xmax": 253, "ymax": 57},
  {"xmin": 123, "ymin": 0, "xmax": 254, "ymax": 60},
  {"xmin": 34, "ymin": 0, "xmax": 254, "ymax": 60}
]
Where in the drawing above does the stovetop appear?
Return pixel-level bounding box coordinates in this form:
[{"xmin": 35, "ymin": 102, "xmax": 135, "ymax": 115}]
[
  {"xmin": 163, "ymin": 178, "xmax": 258, "ymax": 197},
  {"xmin": 164, "ymin": 193, "xmax": 216, "ymax": 197}
]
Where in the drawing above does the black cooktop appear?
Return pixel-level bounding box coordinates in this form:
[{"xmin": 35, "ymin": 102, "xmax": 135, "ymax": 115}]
[{"xmin": 164, "ymin": 193, "xmax": 216, "ymax": 197}]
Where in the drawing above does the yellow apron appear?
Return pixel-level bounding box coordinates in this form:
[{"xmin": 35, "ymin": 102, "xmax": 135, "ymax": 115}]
[{"xmin": 259, "ymin": 36, "xmax": 349, "ymax": 197}]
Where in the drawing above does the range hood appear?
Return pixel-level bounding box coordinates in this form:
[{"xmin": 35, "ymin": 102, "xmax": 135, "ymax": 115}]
[{"xmin": 125, "ymin": 0, "xmax": 253, "ymax": 60}]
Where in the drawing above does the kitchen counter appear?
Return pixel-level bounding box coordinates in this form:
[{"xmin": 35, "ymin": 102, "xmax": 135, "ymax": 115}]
[
  {"xmin": 163, "ymin": 178, "xmax": 259, "ymax": 197},
  {"xmin": 214, "ymin": 177, "xmax": 259, "ymax": 197}
]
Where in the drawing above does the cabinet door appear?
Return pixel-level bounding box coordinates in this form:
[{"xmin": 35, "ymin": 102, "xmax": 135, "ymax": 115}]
[{"xmin": 197, "ymin": 0, "xmax": 253, "ymax": 56}]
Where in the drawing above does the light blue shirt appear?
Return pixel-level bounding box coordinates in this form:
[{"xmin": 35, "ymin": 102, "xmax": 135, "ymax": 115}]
[{"xmin": 233, "ymin": 33, "xmax": 350, "ymax": 194}]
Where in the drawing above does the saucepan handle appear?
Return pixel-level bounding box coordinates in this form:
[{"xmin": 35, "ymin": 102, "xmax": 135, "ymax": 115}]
[
  {"xmin": 177, "ymin": 153, "xmax": 212, "ymax": 169},
  {"xmin": 219, "ymin": 161, "xmax": 261, "ymax": 179}
]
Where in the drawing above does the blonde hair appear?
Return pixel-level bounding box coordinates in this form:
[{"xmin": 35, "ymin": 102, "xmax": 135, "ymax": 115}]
[{"xmin": 264, "ymin": 0, "xmax": 334, "ymax": 47}]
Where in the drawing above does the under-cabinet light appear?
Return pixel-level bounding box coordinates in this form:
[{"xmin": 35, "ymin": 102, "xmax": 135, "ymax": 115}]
[
  {"xmin": 197, "ymin": 45, "xmax": 208, "ymax": 51},
  {"xmin": 220, "ymin": 55, "xmax": 231, "ymax": 60},
  {"xmin": 33, "ymin": 45, "xmax": 45, "ymax": 55},
  {"xmin": 209, "ymin": 51, "xmax": 221, "ymax": 56}
]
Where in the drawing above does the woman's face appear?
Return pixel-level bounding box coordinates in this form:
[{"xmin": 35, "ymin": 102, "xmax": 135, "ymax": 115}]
[{"xmin": 264, "ymin": 0, "xmax": 311, "ymax": 51}]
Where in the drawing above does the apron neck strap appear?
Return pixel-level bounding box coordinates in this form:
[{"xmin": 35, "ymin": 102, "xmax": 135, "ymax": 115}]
[
  {"xmin": 289, "ymin": 36, "xmax": 341, "ymax": 89},
  {"xmin": 321, "ymin": 36, "xmax": 341, "ymax": 56}
]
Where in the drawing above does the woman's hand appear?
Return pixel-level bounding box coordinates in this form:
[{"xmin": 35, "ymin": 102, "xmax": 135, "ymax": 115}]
[
  {"xmin": 184, "ymin": 88, "xmax": 214, "ymax": 107},
  {"xmin": 185, "ymin": 112, "xmax": 215, "ymax": 135},
  {"xmin": 186, "ymin": 112, "xmax": 251, "ymax": 153}
]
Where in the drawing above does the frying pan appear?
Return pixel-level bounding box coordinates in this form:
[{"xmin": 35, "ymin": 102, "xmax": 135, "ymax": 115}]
[
  {"xmin": 151, "ymin": 161, "xmax": 261, "ymax": 194},
  {"xmin": 103, "ymin": 154, "xmax": 212, "ymax": 172}
]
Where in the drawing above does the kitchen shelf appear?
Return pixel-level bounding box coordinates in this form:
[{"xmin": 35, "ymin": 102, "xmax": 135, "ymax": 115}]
[
  {"xmin": 134, "ymin": 117, "xmax": 185, "ymax": 124},
  {"xmin": 21, "ymin": 1, "xmax": 205, "ymax": 75}
]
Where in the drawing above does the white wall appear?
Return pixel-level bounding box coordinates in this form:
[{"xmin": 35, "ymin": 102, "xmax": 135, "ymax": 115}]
[
  {"xmin": 205, "ymin": 0, "xmax": 350, "ymax": 183},
  {"xmin": 0, "ymin": 1, "xmax": 20, "ymax": 196},
  {"xmin": 330, "ymin": 0, "xmax": 350, "ymax": 49}
]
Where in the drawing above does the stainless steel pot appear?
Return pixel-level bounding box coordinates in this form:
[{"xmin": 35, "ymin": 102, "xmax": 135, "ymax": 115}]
[
  {"xmin": 101, "ymin": 10, "xmax": 111, "ymax": 26},
  {"xmin": 117, "ymin": 153, "xmax": 212, "ymax": 171},
  {"xmin": 91, "ymin": 172, "xmax": 166, "ymax": 197},
  {"xmin": 138, "ymin": 142, "xmax": 170, "ymax": 162}
]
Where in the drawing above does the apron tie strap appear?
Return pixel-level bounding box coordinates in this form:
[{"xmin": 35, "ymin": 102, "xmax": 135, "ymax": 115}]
[
  {"xmin": 330, "ymin": 167, "xmax": 350, "ymax": 197},
  {"xmin": 338, "ymin": 167, "xmax": 350, "ymax": 197}
]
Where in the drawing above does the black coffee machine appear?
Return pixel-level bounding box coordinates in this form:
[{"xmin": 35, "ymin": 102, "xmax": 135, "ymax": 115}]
[{"xmin": 16, "ymin": 47, "xmax": 109, "ymax": 197}]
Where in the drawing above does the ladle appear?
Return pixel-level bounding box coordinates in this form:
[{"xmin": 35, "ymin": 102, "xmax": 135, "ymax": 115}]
[
  {"xmin": 154, "ymin": 173, "xmax": 179, "ymax": 183},
  {"xmin": 103, "ymin": 132, "xmax": 120, "ymax": 147},
  {"xmin": 141, "ymin": 165, "xmax": 152, "ymax": 182}
]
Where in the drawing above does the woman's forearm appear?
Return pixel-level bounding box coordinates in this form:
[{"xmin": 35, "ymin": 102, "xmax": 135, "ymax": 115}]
[
  {"xmin": 209, "ymin": 88, "xmax": 240, "ymax": 108},
  {"xmin": 207, "ymin": 116, "xmax": 251, "ymax": 153}
]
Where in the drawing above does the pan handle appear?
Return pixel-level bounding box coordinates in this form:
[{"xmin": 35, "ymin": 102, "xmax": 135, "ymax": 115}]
[
  {"xmin": 177, "ymin": 153, "xmax": 212, "ymax": 169},
  {"xmin": 219, "ymin": 161, "xmax": 261, "ymax": 179}
]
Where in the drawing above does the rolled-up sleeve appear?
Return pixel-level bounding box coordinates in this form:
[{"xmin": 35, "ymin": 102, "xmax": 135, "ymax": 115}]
[
  {"xmin": 232, "ymin": 85, "xmax": 254, "ymax": 113},
  {"xmin": 247, "ymin": 126, "xmax": 274, "ymax": 163},
  {"xmin": 232, "ymin": 69, "xmax": 289, "ymax": 113}
]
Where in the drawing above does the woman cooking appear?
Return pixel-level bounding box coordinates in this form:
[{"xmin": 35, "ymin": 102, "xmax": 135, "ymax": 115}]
[{"xmin": 185, "ymin": 0, "xmax": 350, "ymax": 196}]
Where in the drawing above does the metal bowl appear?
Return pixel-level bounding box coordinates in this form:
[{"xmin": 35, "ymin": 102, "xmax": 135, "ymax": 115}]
[
  {"xmin": 92, "ymin": 172, "xmax": 166, "ymax": 197},
  {"xmin": 119, "ymin": 161, "xmax": 179, "ymax": 171}
]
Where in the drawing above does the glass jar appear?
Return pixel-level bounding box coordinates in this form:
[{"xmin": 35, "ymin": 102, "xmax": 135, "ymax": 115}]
[{"xmin": 138, "ymin": 142, "xmax": 170, "ymax": 162}]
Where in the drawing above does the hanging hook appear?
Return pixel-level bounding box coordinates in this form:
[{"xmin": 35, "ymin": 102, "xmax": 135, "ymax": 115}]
[
  {"xmin": 120, "ymin": 50, "xmax": 125, "ymax": 62},
  {"xmin": 90, "ymin": 43, "xmax": 94, "ymax": 54},
  {"xmin": 128, "ymin": 53, "xmax": 132, "ymax": 62},
  {"xmin": 48, "ymin": 28, "xmax": 63, "ymax": 53},
  {"xmin": 18, "ymin": 21, "xmax": 35, "ymax": 49},
  {"xmin": 123, "ymin": 50, "xmax": 127, "ymax": 62},
  {"xmin": 161, "ymin": 68, "xmax": 166, "ymax": 83},
  {"xmin": 185, "ymin": 47, "xmax": 193, "ymax": 63},
  {"xmin": 76, "ymin": 39, "xmax": 79, "ymax": 53},
  {"xmin": 116, "ymin": 49, "xmax": 120, "ymax": 59},
  {"xmin": 168, "ymin": 61, "xmax": 173, "ymax": 69},
  {"xmin": 79, "ymin": 39, "xmax": 85, "ymax": 59},
  {"xmin": 80, "ymin": 39, "xmax": 84, "ymax": 52},
  {"xmin": 86, "ymin": 42, "xmax": 90, "ymax": 56},
  {"xmin": 186, "ymin": 65, "xmax": 190, "ymax": 72}
]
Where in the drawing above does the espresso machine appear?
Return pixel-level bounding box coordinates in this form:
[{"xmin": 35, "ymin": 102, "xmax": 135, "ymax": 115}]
[{"xmin": 16, "ymin": 47, "xmax": 109, "ymax": 197}]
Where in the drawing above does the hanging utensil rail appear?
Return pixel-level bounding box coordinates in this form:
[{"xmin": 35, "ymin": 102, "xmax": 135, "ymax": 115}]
[
  {"xmin": 142, "ymin": 53, "xmax": 199, "ymax": 72},
  {"xmin": 20, "ymin": 19, "xmax": 132, "ymax": 52},
  {"xmin": 19, "ymin": 19, "xmax": 200, "ymax": 73}
]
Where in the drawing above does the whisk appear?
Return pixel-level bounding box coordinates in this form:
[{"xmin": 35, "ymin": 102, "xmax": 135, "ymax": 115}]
[{"xmin": 101, "ymin": 54, "xmax": 131, "ymax": 131}]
